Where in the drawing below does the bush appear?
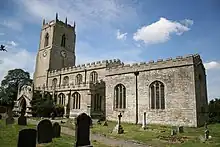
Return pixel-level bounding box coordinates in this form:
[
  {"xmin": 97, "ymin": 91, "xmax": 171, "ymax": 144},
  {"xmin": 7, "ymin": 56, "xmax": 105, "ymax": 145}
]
[{"xmin": 54, "ymin": 104, "xmax": 64, "ymax": 117}]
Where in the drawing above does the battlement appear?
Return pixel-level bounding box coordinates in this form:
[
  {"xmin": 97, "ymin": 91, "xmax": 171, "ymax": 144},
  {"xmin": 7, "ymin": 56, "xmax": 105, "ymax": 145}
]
[
  {"xmin": 106, "ymin": 54, "xmax": 202, "ymax": 76},
  {"xmin": 42, "ymin": 13, "xmax": 75, "ymax": 30},
  {"xmin": 48, "ymin": 59, "xmax": 122, "ymax": 76}
]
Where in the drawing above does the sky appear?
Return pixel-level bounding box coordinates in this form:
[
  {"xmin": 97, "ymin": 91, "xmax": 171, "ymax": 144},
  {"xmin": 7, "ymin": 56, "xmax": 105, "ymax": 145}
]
[{"xmin": 0, "ymin": 0, "xmax": 219, "ymax": 101}]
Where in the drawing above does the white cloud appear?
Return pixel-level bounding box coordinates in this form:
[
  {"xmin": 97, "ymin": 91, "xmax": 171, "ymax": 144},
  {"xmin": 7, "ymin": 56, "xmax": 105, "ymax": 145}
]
[
  {"xmin": 204, "ymin": 61, "xmax": 220, "ymax": 70},
  {"xmin": 116, "ymin": 29, "xmax": 127, "ymax": 40},
  {"xmin": 0, "ymin": 33, "xmax": 4, "ymax": 36},
  {"xmin": 0, "ymin": 20, "xmax": 23, "ymax": 31},
  {"xmin": 0, "ymin": 45, "xmax": 36, "ymax": 81},
  {"xmin": 133, "ymin": 17, "xmax": 193, "ymax": 44},
  {"xmin": 7, "ymin": 41, "xmax": 18, "ymax": 47}
]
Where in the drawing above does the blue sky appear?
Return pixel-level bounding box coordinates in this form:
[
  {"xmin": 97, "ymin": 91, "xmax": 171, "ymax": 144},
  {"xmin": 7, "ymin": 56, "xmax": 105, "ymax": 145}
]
[{"xmin": 0, "ymin": 0, "xmax": 219, "ymax": 101}]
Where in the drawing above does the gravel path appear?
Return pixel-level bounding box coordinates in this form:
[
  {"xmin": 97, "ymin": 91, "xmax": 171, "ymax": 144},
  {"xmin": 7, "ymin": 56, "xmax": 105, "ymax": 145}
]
[{"xmin": 28, "ymin": 119, "xmax": 149, "ymax": 147}]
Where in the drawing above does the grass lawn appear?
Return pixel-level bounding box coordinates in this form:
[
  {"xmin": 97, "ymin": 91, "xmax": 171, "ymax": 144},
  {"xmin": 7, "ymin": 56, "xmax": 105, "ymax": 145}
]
[
  {"xmin": 61, "ymin": 119, "xmax": 220, "ymax": 147},
  {"xmin": 0, "ymin": 119, "xmax": 109, "ymax": 147},
  {"xmin": 91, "ymin": 121, "xmax": 220, "ymax": 147}
]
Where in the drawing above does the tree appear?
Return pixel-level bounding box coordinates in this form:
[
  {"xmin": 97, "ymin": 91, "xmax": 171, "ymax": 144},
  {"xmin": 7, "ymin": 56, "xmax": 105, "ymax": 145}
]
[
  {"xmin": 208, "ymin": 98, "xmax": 220, "ymax": 123},
  {"xmin": 0, "ymin": 69, "xmax": 32, "ymax": 108},
  {"xmin": 0, "ymin": 45, "xmax": 7, "ymax": 52}
]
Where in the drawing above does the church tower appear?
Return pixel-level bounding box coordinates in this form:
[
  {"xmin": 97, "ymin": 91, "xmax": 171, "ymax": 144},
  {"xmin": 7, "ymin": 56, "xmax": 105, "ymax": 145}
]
[{"xmin": 33, "ymin": 13, "xmax": 76, "ymax": 88}]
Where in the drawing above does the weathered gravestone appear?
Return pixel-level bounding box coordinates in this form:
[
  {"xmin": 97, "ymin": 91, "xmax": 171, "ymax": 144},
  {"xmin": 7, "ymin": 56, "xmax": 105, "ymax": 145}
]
[
  {"xmin": 18, "ymin": 110, "xmax": 27, "ymax": 126},
  {"xmin": 75, "ymin": 113, "xmax": 92, "ymax": 147},
  {"xmin": 171, "ymin": 126, "xmax": 177, "ymax": 136},
  {"xmin": 103, "ymin": 120, "xmax": 108, "ymax": 126},
  {"xmin": 177, "ymin": 126, "xmax": 184, "ymax": 133},
  {"xmin": 52, "ymin": 122, "xmax": 61, "ymax": 138},
  {"xmin": 37, "ymin": 119, "xmax": 53, "ymax": 144},
  {"xmin": 142, "ymin": 112, "xmax": 147, "ymax": 130},
  {"xmin": 112, "ymin": 113, "xmax": 124, "ymax": 134},
  {"xmin": 17, "ymin": 129, "xmax": 37, "ymax": 147}
]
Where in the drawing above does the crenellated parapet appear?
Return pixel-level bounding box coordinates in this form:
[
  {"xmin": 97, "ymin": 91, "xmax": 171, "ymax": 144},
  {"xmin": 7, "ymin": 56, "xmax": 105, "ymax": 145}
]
[
  {"xmin": 48, "ymin": 59, "xmax": 122, "ymax": 76},
  {"xmin": 106, "ymin": 54, "xmax": 202, "ymax": 76}
]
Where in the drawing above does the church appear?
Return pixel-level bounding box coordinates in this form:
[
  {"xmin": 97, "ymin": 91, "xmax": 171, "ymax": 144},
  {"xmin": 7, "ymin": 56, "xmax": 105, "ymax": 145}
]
[{"xmin": 31, "ymin": 14, "xmax": 208, "ymax": 127}]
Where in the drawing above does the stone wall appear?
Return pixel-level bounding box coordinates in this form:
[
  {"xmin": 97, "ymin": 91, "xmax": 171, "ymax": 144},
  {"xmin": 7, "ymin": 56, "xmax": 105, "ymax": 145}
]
[{"xmin": 105, "ymin": 55, "xmax": 201, "ymax": 127}]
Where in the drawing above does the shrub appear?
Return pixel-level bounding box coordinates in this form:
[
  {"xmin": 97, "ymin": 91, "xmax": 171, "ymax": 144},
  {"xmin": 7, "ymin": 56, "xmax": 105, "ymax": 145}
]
[{"xmin": 54, "ymin": 104, "xmax": 64, "ymax": 117}]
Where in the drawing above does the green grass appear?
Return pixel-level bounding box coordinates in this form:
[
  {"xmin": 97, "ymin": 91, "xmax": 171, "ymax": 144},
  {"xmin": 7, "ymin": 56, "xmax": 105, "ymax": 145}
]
[
  {"xmin": 0, "ymin": 119, "xmax": 109, "ymax": 147},
  {"xmin": 90, "ymin": 121, "xmax": 220, "ymax": 147}
]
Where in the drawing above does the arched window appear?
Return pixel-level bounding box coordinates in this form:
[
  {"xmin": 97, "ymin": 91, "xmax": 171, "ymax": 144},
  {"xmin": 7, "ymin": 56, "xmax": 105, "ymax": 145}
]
[
  {"xmin": 90, "ymin": 71, "xmax": 98, "ymax": 83},
  {"xmin": 72, "ymin": 92, "xmax": 80, "ymax": 109},
  {"xmin": 44, "ymin": 33, "xmax": 49, "ymax": 47},
  {"xmin": 52, "ymin": 78, "xmax": 57, "ymax": 88},
  {"xmin": 61, "ymin": 34, "xmax": 66, "ymax": 47},
  {"xmin": 75, "ymin": 74, "xmax": 82, "ymax": 85},
  {"xmin": 63, "ymin": 76, "xmax": 69, "ymax": 86},
  {"xmin": 58, "ymin": 93, "xmax": 65, "ymax": 105},
  {"xmin": 114, "ymin": 84, "xmax": 126, "ymax": 109},
  {"xmin": 150, "ymin": 81, "xmax": 165, "ymax": 109}
]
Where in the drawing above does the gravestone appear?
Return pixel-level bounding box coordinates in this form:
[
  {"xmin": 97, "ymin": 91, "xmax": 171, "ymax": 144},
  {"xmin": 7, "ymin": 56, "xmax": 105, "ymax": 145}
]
[
  {"xmin": 112, "ymin": 113, "xmax": 124, "ymax": 134},
  {"xmin": 17, "ymin": 129, "xmax": 37, "ymax": 147},
  {"xmin": 177, "ymin": 126, "xmax": 184, "ymax": 133},
  {"xmin": 75, "ymin": 113, "xmax": 92, "ymax": 147},
  {"xmin": 52, "ymin": 122, "xmax": 61, "ymax": 138},
  {"xmin": 6, "ymin": 108, "xmax": 14, "ymax": 125},
  {"xmin": 37, "ymin": 119, "xmax": 53, "ymax": 144},
  {"xmin": 103, "ymin": 120, "xmax": 108, "ymax": 126},
  {"xmin": 205, "ymin": 129, "xmax": 209, "ymax": 140},
  {"xmin": 97, "ymin": 119, "xmax": 101, "ymax": 125},
  {"xmin": 142, "ymin": 112, "xmax": 147, "ymax": 130},
  {"xmin": 171, "ymin": 126, "xmax": 177, "ymax": 136},
  {"xmin": 18, "ymin": 110, "xmax": 27, "ymax": 126}
]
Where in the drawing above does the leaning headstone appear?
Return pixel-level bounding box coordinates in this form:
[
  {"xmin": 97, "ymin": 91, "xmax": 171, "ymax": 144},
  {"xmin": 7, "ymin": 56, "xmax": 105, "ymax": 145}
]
[
  {"xmin": 103, "ymin": 121, "xmax": 108, "ymax": 126},
  {"xmin": 17, "ymin": 129, "xmax": 37, "ymax": 147},
  {"xmin": 37, "ymin": 119, "xmax": 53, "ymax": 144},
  {"xmin": 75, "ymin": 113, "xmax": 92, "ymax": 147},
  {"xmin": 112, "ymin": 113, "xmax": 124, "ymax": 134},
  {"xmin": 52, "ymin": 122, "xmax": 61, "ymax": 138},
  {"xmin": 18, "ymin": 110, "xmax": 27, "ymax": 126},
  {"xmin": 177, "ymin": 126, "xmax": 184, "ymax": 133}
]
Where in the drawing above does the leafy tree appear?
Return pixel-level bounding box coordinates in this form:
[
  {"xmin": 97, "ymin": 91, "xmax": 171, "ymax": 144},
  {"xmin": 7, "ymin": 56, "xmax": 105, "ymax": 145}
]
[
  {"xmin": 0, "ymin": 69, "xmax": 32, "ymax": 108},
  {"xmin": 31, "ymin": 91, "xmax": 55, "ymax": 117},
  {"xmin": 208, "ymin": 98, "xmax": 220, "ymax": 123},
  {"xmin": 0, "ymin": 44, "xmax": 7, "ymax": 52}
]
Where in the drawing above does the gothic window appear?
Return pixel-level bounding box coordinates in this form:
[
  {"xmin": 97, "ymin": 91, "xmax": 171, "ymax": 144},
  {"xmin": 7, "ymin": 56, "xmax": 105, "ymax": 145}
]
[
  {"xmin": 72, "ymin": 92, "xmax": 80, "ymax": 109},
  {"xmin": 75, "ymin": 74, "xmax": 82, "ymax": 85},
  {"xmin": 150, "ymin": 81, "xmax": 165, "ymax": 109},
  {"xmin": 94, "ymin": 93, "xmax": 102, "ymax": 111},
  {"xmin": 61, "ymin": 34, "xmax": 66, "ymax": 47},
  {"xmin": 44, "ymin": 33, "xmax": 49, "ymax": 47},
  {"xmin": 90, "ymin": 71, "xmax": 98, "ymax": 83},
  {"xmin": 114, "ymin": 84, "xmax": 126, "ymax": 109},
  {"xmin": 52, "ymin": 78, "xmax": 57, "ymax": 88},
  {"xmin": 63, "ymin": 76, "xmax": 69, "ymax": 86},
  {"xmin": 58, "ymin": 93, "xmax": 65, "ymax": 106}
]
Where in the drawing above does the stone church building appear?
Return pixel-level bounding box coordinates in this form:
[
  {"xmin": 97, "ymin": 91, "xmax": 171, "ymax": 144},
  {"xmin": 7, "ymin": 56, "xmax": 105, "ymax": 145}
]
[{"xmin": 32, "ymin": 15, "xmax": 208, "ymax": 127}]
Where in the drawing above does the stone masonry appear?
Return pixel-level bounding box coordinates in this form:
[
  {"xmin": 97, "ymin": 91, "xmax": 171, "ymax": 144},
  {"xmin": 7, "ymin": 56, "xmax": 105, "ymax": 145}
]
[{"xmin": 32, "ymin": 14, "xmax": 208, "ymax": 127}]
